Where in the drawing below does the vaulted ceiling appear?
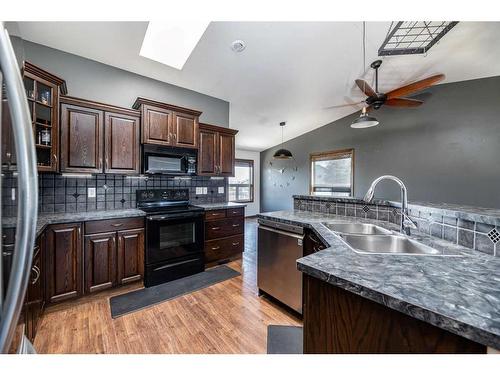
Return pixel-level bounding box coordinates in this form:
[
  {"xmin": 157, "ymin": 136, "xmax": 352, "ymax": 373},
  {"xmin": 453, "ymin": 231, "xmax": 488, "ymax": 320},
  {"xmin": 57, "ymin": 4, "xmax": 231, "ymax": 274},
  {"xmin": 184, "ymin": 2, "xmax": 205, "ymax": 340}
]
[{"xmin": 13, "ymin": 21, "xmax": 500, "ymax": 151}]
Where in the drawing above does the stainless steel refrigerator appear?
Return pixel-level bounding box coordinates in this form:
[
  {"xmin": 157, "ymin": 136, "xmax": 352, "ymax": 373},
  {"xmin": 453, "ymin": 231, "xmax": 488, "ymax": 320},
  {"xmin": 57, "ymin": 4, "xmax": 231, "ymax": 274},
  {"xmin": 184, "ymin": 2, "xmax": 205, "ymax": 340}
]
[{"xmin": 0, "ymin": 21, "xmax": 39, "ymax": 354}]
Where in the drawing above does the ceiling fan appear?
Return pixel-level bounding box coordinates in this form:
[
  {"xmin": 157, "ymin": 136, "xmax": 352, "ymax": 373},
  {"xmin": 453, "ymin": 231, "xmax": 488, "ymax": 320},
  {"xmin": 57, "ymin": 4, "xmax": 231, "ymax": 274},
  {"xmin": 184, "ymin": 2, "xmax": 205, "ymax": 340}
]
[
  {"xmin": 353, "ymin": 59, "xmax": 445, "ymax": 111},
  {"xmin": 332, "ymin": 59, "xmax": 445, "ymax": 112}
]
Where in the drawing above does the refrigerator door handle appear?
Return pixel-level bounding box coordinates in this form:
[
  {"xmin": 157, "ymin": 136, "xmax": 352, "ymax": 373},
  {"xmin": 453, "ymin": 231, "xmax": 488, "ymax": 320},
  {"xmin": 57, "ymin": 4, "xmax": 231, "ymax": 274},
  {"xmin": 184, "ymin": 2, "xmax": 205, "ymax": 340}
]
[{"xmin": 0, "ymin": 22, "xmax": 39, "ymax": 353}]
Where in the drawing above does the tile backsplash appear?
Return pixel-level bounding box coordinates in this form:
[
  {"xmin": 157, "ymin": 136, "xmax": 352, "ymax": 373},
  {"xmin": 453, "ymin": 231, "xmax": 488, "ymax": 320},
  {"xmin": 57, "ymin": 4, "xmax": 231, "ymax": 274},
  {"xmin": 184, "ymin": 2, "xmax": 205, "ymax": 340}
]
[
  {"xmin": 2, "ymin": 173, "xmax": 228, "ymax": 216},
  {"xmin": 293, "ymin": 196, "xmax": 499, "ymax": 257}
]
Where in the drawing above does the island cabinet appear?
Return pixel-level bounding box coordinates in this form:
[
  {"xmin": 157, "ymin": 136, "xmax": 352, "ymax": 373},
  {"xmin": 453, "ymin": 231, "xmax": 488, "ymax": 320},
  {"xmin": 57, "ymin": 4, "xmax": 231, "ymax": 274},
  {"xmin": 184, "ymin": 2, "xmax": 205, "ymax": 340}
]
[
  {"xmin": 132, "ymin": 97, "xmax": 201, "ymax": 149},
  {"xmin": 84, "ymin": 218, "xmax": 144, "ymax": 294},
  {"xmin": 204, "ymin": 207, "xmax": 245, "ymax": 265},
  {"xmin": 60, "ymin": 96, "xmax": 141, "ymax": 174},
  {"xmin": 302, "ymin": 274, "xmax": 486, "ymax": 354},
  {"xmin": 22, "ymin": 62, "xmax": 68, "ymax": 172},
  {"xmin": 198, "ymin": 123, "xmax": 238, "ymax": 177}
]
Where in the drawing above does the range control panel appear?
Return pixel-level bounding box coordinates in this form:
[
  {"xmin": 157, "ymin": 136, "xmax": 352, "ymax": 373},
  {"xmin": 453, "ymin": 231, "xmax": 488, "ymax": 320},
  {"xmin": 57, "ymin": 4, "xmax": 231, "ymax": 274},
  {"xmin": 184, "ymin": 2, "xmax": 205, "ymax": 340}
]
[{"xmin": 136, "ymin": 189, "xmax": 189, "ymax": 203}]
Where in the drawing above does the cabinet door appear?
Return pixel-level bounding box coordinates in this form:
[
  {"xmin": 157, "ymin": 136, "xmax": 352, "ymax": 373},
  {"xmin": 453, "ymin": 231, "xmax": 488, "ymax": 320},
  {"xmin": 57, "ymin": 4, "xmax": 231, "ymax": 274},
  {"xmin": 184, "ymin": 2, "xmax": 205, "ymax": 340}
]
[
  {"xmin": 104, "ymin": 111, "xmax": 140, "ymax": 174},
  {"xmin": 172, "ymin": 112, "xmax": 198, "ymax": 149},
  {"xmin": 142, "ymin": 104, "xmax": 173, "ymax": 145},
  {"xmin": 45, "ymin": 223, "xmax": 82, "ymax": 303},
  {"xmin": 198, "ymin": 128, "xmax": 218, "ymax": 175},
  {"xmin": 218, "ymin": 132, "xmax": 235, "ymax": 176},
  {"xmin": 84, "ymin": 232, "xmax": 117, "ymax": 293},
  {"xmin": 1, "ymin": 94, "xmax": 16, "ymax": 168},
  {"xmin": 26, "ymin": 239, "xmax": 43, "ymax": 341},
  {"xmin": 117, "ymin": 228, "xmax": 144, "ymax": 284},
  {"xmin": 60, "ymin": 103, "xmax": 104, "ymax": 173}
]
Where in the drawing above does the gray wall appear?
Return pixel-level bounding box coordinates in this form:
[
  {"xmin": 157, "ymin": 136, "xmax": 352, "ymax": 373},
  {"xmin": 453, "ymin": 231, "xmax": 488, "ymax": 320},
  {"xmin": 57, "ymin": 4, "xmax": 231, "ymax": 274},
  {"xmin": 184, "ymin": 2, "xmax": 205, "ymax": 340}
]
[
  {"xmin": 22, "ymin": 41, "xmax": 229, "ymax": 127},
  {"xmin": 261, "ymin": 76, "xmax": 500, "ymax": 212}
]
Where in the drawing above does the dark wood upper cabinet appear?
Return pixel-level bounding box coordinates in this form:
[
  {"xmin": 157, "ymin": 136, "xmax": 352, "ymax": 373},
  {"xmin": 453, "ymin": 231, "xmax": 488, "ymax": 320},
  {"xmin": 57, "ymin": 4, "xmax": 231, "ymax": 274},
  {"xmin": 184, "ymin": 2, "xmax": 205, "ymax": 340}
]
[
  {"xmin": 117, "ymin": 228, "xmax": 144, "ymax": 284},
  {"xmin": 198, "ymin": 123, "xmax": 238, "ymax": 177},
  {"xmin": 198, "ymin": 127, "xmax": 218, "ymax": 175},
  {"xmin": 84, "ymin": 231, "xmax": 117, "ymax": 294},
  {"xmin": 60, "ymin": 96, "xmax": 141, "ymax": 175},
  {"xmin": 23, "ymin": 62, "xmax": 67, "ymax": 172},
  {"xmin": 104, "ymin": 111, "xmax": 140, "ymax": 174},
  {"xmin": 172, "ymin": 111, "xmax": 198, "ymax": 148},
  {"xmin": 218, "ymin": 132, "xmax": 235, "ymax": 176},
  {"xmin": 1, "ymin": 92, "xmax": 16, "ymax": 169},
  {"xmin": 60, "ymin": 102, "xmax": 104, "ymax": 173},
  {"xmin": 133, "ymin": 97, "xmax": 201, "ymax": 149},
  {"xmin": 45, "ymin": 223, "xmax": 82, "ymax": 304}
]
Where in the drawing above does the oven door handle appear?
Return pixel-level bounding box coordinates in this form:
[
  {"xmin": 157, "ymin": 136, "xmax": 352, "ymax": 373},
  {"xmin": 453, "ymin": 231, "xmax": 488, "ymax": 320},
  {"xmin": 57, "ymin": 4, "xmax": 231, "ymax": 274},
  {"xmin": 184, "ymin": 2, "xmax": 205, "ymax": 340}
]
[{"xmin": 147, "ymin": 212, "xmax": 203, "ymax": 221}]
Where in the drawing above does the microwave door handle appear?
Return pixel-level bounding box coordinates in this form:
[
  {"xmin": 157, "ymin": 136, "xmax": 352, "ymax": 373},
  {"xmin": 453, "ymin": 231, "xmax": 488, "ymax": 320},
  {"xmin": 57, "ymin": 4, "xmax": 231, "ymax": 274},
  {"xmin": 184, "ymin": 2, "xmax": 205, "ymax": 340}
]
[{"xmin": 0, "ymin": 23, "xmax": 39, "ymax": 353}]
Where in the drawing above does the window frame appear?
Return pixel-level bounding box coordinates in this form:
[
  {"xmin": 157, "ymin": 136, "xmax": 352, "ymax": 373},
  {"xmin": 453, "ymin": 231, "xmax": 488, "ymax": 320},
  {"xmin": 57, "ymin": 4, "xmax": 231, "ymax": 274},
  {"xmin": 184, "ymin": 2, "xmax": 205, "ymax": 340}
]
[
  {"xmin": 309, "ymin": 148, "xmax": 354, "ymax": 197},
  {"xmin": 229, "ymin": 158, "xmax": 255, "ymax": 203}
]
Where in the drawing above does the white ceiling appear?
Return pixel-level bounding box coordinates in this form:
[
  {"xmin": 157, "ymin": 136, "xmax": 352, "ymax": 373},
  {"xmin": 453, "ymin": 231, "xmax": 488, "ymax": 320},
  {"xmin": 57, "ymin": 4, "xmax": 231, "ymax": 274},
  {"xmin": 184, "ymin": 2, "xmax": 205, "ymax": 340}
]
[{"xmin": 13, "ymin": 21, "xmax": 500, "ymax": 151}]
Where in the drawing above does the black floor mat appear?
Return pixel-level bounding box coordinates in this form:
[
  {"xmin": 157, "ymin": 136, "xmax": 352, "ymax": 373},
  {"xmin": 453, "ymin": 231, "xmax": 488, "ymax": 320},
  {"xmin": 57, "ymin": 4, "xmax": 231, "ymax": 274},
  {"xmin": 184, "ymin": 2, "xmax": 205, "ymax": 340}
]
[
  {"xmin": 110, "ymin": 265, "xmax": 240, "ymax": 318},
  {"xmin": 267, "ymin": 325, "xmax": 303, "ymax": 354}
]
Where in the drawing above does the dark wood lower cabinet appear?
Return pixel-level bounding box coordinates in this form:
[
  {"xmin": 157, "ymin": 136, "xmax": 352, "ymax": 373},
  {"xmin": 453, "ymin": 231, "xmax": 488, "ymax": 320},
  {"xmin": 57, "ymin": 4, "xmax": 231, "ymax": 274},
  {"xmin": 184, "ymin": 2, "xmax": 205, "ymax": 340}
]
[
  {"xmin": 26, "ymin": 234, "xmax": 45, "ymax": 341},
  {"xmin": 117, "ymin": 228, "xmax": 144, "ymax": 284},
  {"xmin": 45, "ymin": 223, "xmax": 82, "ymax": 304},
  {"xmin": 84, "ymin": 232, "xmax": 117, "ymax": 293},
  {"xmin": 303, "ymin": 274, "xmax": 486, "ymax": 354}
]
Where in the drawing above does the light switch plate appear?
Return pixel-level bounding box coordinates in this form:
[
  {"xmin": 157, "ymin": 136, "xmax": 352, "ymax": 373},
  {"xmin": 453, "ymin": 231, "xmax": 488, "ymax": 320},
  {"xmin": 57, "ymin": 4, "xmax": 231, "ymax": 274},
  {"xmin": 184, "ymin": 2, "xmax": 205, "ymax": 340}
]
[
  {"xmin": 196, "ymin": 187, "xmax": 204, "ymax": 195},
  {"xmin": 218, "ymin": 187, "xmax": 224, "ymax": 194},
  {"xmin": 88, "ymin": 187, "xmax": 96, "ymax": 198},
  {"xmin": 11, "ymin": 188, "xmax": 15, "ymax": 201}
]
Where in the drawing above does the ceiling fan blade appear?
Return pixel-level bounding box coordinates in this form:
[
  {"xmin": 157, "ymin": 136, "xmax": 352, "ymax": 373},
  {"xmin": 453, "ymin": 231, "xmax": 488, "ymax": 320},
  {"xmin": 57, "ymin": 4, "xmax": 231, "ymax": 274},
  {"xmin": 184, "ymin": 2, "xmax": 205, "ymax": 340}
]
[
  {"xmin": 386, "ymin": 74, "xmax": 445, "ymax": 99},
  {"xmin": 385, "ymin": 98, "xmax": 423, "ymax": 107},
  {"xmin": 324, "ymin": 101, "xmax": 365, "ymax": 109},
  {"xmin": 355, "ymin": 79, "xmax": 376, "ymax": 97}
]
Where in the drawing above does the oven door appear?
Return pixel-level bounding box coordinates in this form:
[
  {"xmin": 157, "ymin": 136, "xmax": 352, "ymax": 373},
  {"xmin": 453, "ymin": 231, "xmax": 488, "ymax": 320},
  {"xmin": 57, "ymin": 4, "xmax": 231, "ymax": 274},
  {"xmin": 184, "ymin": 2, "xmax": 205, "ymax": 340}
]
[{"xmin": 145, "ymin": 212, "xmax": 204, "ymax": 265}]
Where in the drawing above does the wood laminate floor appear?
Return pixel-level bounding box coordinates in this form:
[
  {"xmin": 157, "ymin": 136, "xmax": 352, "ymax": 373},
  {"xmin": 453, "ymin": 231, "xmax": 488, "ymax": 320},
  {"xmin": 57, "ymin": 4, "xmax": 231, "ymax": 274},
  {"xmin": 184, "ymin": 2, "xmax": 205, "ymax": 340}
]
[{"xmin": 34, "ymin": 218, "xmax": 302, "ymax": 354}]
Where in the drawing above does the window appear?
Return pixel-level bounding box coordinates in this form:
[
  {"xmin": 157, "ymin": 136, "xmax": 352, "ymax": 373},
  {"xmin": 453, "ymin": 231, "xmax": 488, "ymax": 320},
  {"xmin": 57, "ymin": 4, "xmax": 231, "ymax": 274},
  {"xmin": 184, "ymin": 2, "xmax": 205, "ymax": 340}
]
[
  {"xmin": 229, "ymin": 159, "xmax": 254, "ymax": 203},
  {"xmin": 310, "ymin": 149, "xmax": 354, "ymax": 197}
]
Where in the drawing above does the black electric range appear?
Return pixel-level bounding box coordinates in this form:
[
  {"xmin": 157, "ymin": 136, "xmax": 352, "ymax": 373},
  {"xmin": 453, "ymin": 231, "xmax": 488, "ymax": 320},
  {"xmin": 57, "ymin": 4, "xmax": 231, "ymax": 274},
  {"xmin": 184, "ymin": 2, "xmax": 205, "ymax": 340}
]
[{"xmin": 137, "ymin": 189, "xmax": 205, "ymax": 287}]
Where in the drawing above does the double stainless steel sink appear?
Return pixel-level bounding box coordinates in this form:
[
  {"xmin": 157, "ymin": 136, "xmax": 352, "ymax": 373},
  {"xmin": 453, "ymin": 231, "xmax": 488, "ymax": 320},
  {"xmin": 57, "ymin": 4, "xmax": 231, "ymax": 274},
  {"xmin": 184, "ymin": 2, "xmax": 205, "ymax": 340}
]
[{"xmin": 323, "ymin": 222, "xmax": 448, "ymax": 256}]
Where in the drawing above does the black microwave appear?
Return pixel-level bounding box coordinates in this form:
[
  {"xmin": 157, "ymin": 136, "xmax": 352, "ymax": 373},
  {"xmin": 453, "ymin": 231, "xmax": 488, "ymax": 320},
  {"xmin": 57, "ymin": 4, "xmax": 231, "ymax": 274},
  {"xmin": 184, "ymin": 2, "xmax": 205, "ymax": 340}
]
[{"xmin": 142, "ymin": 144, "xmax": 197, "ymax": 175}]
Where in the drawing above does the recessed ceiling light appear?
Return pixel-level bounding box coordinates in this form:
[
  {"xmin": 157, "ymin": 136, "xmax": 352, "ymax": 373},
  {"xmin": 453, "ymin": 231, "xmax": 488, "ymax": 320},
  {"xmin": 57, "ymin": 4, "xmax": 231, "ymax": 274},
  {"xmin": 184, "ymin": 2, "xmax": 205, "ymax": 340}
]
[
  {"xmin": 140, "ymin": 20, "xmax": 210, "ymax": 70},
  {"xmin": 231, "ymin": 40, "xmax": 246, "ymax": 53}
]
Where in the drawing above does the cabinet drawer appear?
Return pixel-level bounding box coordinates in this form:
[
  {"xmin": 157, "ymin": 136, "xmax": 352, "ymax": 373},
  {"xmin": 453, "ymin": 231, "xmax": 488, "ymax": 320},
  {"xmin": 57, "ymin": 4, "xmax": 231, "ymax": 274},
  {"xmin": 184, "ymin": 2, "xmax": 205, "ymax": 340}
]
[
  {"xmin": 205, "ymin": 217, "xmax": 244, "ymax": 240},
  {"xmin": 205, "ymin": 210, "xmax": 226, "ymax": 221},
  {"xmin": 85, "ymin": 217, "xmax": 144, "ymax": 234},
  {"xmin": 205, "ymin": 235, "xmax": 244, "ymax": 263},
  {"xmin": 226, "ymin": 207, "xmax": 244, "ymax": 217}
]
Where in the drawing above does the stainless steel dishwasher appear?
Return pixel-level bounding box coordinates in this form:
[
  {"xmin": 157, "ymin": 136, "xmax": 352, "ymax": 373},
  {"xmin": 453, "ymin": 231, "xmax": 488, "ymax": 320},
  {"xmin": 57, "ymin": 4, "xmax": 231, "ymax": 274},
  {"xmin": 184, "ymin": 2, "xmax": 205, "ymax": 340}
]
[{"xmin": 257, "ymin": 219, "xmax": 304, "ymax": 314}]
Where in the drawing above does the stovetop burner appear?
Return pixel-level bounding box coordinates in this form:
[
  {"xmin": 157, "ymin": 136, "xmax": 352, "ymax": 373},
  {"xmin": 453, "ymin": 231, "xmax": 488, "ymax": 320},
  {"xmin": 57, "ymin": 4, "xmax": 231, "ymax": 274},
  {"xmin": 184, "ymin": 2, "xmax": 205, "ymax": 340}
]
[{"xmin": 136, "ymin": 189, "xmax": 203, "ymax": 215}]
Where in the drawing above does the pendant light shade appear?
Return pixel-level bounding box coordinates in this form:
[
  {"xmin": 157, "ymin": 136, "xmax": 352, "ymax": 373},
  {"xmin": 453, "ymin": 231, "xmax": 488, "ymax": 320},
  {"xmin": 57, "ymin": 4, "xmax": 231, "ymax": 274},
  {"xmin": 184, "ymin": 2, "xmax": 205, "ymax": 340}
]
[
  {"xmin": 273, "ymin": 121, "xmax": 293, "ymax": 159},
  {"xmin": 351, "ymin": 107, "xmax": 379, "ymax": 128}
]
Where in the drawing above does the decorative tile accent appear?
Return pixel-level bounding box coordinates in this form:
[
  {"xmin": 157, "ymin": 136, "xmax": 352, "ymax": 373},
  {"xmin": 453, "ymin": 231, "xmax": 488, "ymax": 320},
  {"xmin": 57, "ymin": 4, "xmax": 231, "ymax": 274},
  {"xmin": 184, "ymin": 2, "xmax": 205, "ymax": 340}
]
[
  {"xmin": 362, "ymin": 205, "xmax": 370, "ymax": 213},
  {"xmin": 487, "ymin": 228, "xmax": 500, "ymax": 244}
]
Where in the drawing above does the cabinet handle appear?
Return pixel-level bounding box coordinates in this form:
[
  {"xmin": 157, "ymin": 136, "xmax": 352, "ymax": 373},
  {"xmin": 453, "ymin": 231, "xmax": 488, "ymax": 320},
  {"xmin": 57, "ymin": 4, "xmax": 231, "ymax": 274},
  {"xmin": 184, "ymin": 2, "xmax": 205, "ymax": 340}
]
[
  {"xmin": 111, "ymin": 223, "xmax": 124, "ymax": 227},
  {"xmin": 211, "ymin": 227, "xmax": 221, "ymax": 231},
  {"xmin": 232, "ymin": 224, "xmax": 240, "ymax": 227},
  {"xmin": 99, "ymin": 157, "xmax": 103, "ymax": 170},
  {"xmin": 6, "ymin": 151, "xmax": 11, "ymax": 160},
  {"xmin": 31, "ymin": 265, "xmax": 40, "ymax": 284},
  {"xmin": 78, "ymin": 226, "xmax": 81, "ymax": 237},
  {"xmin": 232, "ymin": 242, "xmax": 240, "ymax": 246},
  {"xmin": 52, "ymin": 153, "xmax": 57, "ymax": 164},
  {"xmin": 211, "ymin": 246, "xmax": 220, "ymax": 251}
]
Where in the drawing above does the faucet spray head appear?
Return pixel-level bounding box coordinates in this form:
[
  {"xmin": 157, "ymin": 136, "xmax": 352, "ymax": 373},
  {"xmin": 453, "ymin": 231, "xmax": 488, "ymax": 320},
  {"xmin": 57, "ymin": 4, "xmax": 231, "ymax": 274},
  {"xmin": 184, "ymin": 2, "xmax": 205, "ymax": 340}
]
[{"xmin": 363, "ymin": 187, "xmax": 374, "ymax": 203}]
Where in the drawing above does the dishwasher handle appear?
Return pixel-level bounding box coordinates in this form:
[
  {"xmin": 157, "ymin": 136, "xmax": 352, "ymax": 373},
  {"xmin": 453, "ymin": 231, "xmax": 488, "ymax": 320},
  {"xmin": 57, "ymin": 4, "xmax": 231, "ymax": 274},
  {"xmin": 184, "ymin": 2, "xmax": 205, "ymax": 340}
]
[{"xmin": 258, "ymin": 225, "xmax": 305, "ymax": 240}]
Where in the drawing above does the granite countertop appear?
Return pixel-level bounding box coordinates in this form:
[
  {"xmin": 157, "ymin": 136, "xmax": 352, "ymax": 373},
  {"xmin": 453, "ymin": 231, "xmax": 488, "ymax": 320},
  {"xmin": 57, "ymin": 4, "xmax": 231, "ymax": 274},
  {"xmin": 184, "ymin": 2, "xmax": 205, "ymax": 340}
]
[
  {"xmin": 293, "ymin": 195, "xmax": 500, "ymax": 226},
  {"xmin": 195, "ymin": 202, "xmax": 247, "ymax": 210},
  {"xmin": 257, "ymin": 209, "xmax": 500, "ymax": 350},
  {"xmin": 3, "ymin": 209, "xmax": 146, "ymax": 237}
]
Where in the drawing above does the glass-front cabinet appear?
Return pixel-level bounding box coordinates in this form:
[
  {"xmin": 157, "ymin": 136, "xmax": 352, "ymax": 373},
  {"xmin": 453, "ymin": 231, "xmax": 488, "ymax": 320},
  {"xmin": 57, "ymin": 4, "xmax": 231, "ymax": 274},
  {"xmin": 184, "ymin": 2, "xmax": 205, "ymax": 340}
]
[{"xmin": 22, "ymin": 62, "xmax": 67, "ymax": 172}]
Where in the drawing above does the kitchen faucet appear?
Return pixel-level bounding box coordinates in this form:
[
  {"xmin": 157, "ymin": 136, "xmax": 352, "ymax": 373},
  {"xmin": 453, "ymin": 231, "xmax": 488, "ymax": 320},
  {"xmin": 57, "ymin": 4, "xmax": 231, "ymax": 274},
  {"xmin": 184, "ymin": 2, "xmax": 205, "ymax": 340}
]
[{"xmin": 363, "ymin": 175, "xmax": 417, "ymax": 235}]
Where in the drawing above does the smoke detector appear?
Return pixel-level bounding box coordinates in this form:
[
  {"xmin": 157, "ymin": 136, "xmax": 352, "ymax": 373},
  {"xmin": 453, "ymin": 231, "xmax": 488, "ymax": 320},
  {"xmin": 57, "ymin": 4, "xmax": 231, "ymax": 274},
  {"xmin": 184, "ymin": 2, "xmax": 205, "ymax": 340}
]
[{"xmin": 231, "ymin": 40, "xmax": 246, "ymax": 52}]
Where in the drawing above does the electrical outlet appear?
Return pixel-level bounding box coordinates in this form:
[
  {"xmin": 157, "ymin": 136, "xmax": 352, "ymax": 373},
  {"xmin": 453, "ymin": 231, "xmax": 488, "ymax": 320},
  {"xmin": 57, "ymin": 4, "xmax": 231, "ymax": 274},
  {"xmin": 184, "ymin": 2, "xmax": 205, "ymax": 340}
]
[
  {"xmin": 196, "ymin": 187, "xmax": 204, "ymax": 195},
  {"xmin": 88, "ymin": 187, "xmax": 96, "ymax": 198},
  {"xmin": 218, "ymin": 187, "xmax": 225, "ymax": 194},
  {"xmin": 11, "ymin": 188, "xmax": 15, "ymax": 201},
  {"xmin": 202, "ymin": 187, "xmax": 208, "ymax": 194}
]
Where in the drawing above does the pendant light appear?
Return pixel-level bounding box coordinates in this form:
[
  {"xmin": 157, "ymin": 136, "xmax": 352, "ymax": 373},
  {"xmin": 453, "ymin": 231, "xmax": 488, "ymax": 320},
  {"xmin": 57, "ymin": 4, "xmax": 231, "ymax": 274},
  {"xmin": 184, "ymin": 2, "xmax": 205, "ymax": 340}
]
[
  {"xmin": 351, "ymin": 21, "xmax": 379, "ymax": 129},
  {"xmin": 273, "ymin": 121, "xmax": 293, "ymax": 159}
]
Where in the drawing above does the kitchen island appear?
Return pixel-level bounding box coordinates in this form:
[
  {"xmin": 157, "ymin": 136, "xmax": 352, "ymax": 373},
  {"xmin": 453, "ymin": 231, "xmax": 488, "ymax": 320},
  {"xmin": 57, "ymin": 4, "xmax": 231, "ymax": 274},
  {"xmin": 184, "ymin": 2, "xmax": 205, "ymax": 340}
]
[{"xmin": 257, "ymin": 209, "xmax": 500, "ymax": 353}]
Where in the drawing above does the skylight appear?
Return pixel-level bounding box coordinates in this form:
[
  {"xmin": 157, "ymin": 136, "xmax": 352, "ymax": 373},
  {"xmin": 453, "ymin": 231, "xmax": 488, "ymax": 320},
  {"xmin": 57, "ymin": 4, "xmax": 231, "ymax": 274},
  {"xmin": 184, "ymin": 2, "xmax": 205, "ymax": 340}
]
[{"xmin": 140, "ymin": 20, "xmax": 210, "ymax": 70}]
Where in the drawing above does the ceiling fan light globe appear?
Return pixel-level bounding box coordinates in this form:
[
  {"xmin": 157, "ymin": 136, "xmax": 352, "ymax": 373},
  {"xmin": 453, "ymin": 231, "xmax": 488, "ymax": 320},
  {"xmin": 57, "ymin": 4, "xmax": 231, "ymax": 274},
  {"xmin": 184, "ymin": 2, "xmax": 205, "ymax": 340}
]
[{"xmin": 350, "ymin": 114, "xmax": 379, "ymax": 128}]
